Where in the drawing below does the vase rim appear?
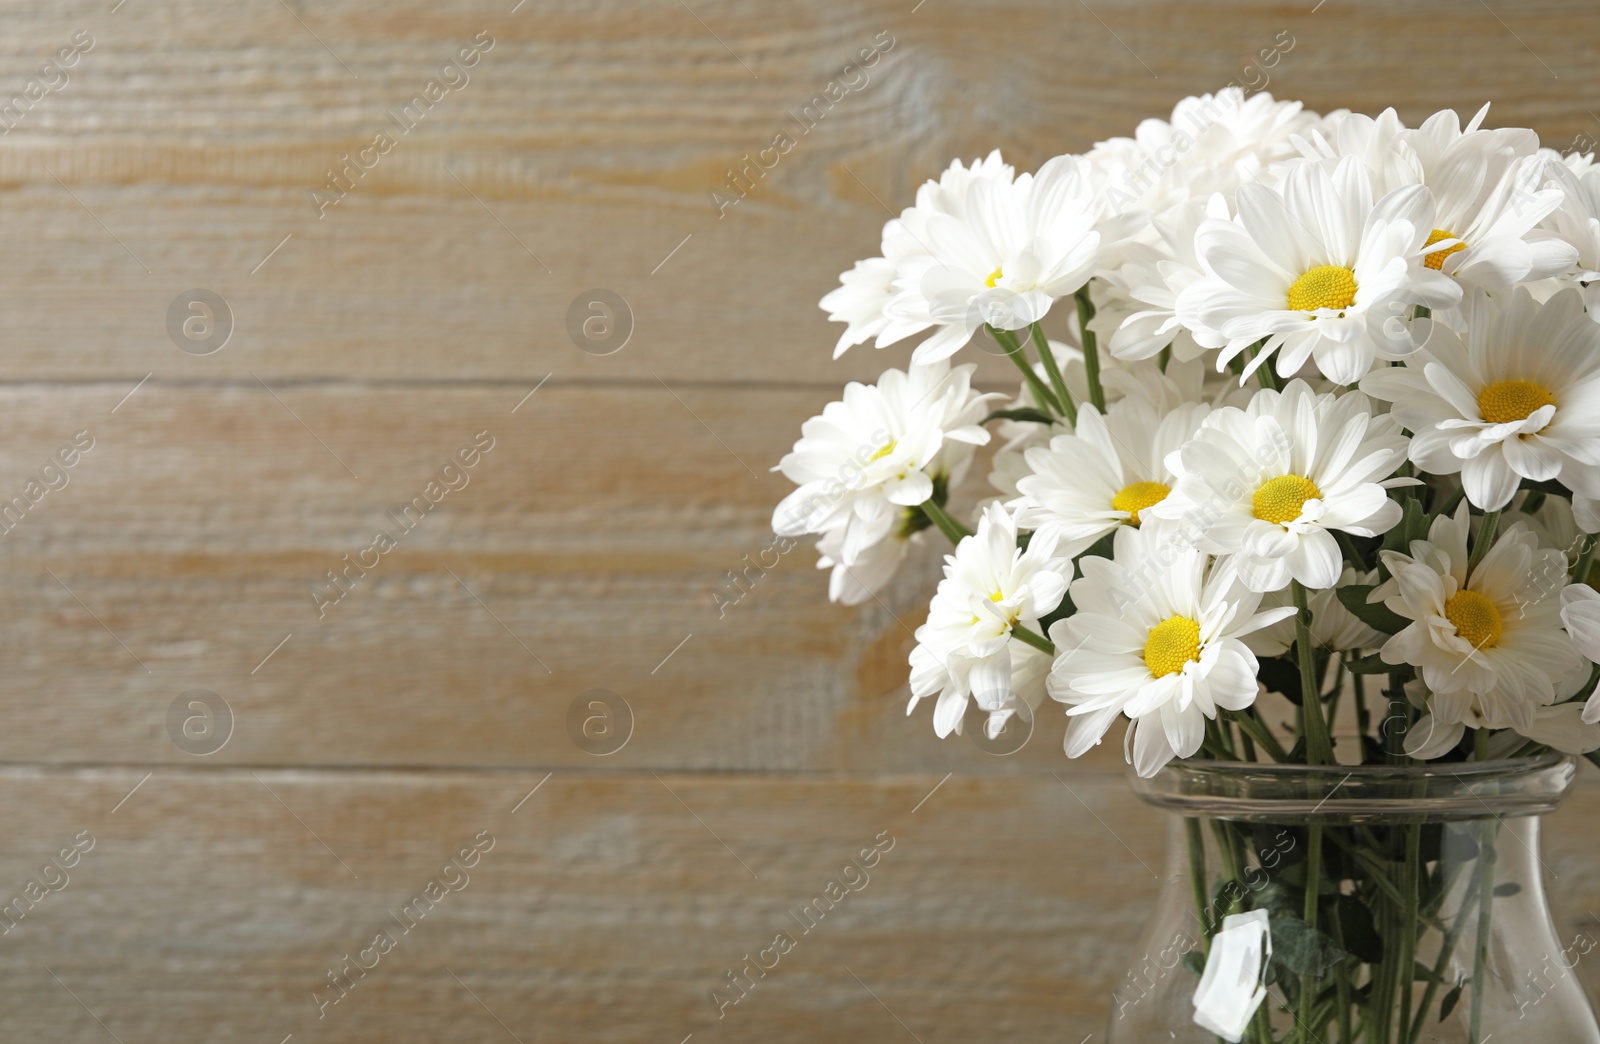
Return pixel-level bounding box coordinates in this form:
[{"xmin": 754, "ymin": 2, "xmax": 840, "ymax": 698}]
[{"xmin": 1130, "ymin": 752, "xmax": 1578, "ymax": 823}]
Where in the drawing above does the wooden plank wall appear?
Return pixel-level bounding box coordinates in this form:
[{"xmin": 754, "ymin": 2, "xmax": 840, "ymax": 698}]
[{"xmin": 0, "ymin": 1, "xmax": 1597, "ymax": 1040}]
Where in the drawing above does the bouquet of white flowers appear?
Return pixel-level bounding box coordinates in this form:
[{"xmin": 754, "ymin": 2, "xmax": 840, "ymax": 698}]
[{"xmin": 774, "ymin": 89, "xmax": 1600, "ymax": 1043}]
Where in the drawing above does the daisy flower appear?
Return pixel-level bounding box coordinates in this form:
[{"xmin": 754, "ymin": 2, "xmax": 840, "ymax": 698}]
[
  {"xmin": 1046, "ymin": 526, "xmax": 1294, "ymax": 777},
  {"xmin": 1009, "ymin": 395, "xmax": 1212, "ymax": 558},
  {"xmin": 880, "ymin": 153, "xmax": 1104, "ymax": 362},
  {"xmin": 1090, "ymin": 88, "xmax": 1320, "ymax": 220},
  {"xmin": 772, "ymin": 361, "xmax": 999, "ymax": 601},
  {"xmin": 1541, "ymin": 157, "xmax": 1600, "ymax": 318},
  {"xmin": 1371, "ymin": 505, "xmax": 1587, "ymax": 756},
  {"xmin": 1561, "ymin": 583, "xmax": 1600, "ymax": 723},
  {"xmin": 819, "ymin": 257, "xmax": 897, "ymax": 360},
  {"xmin": 908, "ymin": 504, "xmax": 1072, "ymax": 737},
  {"xmin": 1095, "ymin": 196, "xmax": 1231, "ymax": 364},
  {"xmin": 1360, "ymin": 287, "xmax": 1600, "ymax": 511},
  {"xmin": 1149, "ymin": 379, "xmax": 1410, "ymax": 593},
  {"xmin": 1296, "ymin": 104, "xmax": 1577, "ymax": 293},
  {"xmin": 1175, "ymin": 157, "xmax": 1460, "ymax": 384},
  {"xmin": 820, "ymin": 152, "xmax": 1016, "ymax": 359},
  {"xmin": 813, "ymin": 521, "xmax": 913, "ymax": 607}
]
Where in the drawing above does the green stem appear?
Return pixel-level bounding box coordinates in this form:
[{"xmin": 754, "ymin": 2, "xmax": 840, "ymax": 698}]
[
  {"xmin": 1466, "ymin": 510, "xmax": 1499, "ymax": 578},
  {"xmin": 1396, "ymin": 821, "xmax": 1423, "ymax": 1039},
  {"xmin": 919, "ymin": 499, "xmax": 970, "ymax": 545},
  {"xmin": 1252, "ymin": 339, "xmax": 1282, "ymax": 391},
  {"xmin": 1327, "ymin": 907, "xmax": 1355, "ymax": 1044},
  {"xmin": 1206, "ymin": 716, "xmax": 1238, "ymax": 760},
  {"xmin": 1335, "ymin": 529, "xmax": 1369, "ymax": 572},
  {"xmin": 1353, "ymin": 669, "xmax": 1370, "ymax": 754},
  {"xmin": 1010, "ymin": 623, "xmax": 1055, "ymax": 656},
  {"xmin": 1406, "ymin": 861, "xmax": 1473, "ymax": 1043},
  {"xmin": 1293, "ymin": 582, "xmax": 1335, "ymax": 764},
  {"xmin": 1230, "ymin": 709, "xmax": 1289, "ymax": 763},
  {"xmin": 988, "ymin": 324, "xmax": 1062, "ymax": 416},
  {"xmin": 1075, "ymin": 285, "xmax": 1106, "ymax": 412},
  {"xmin": 1300, "ymin": 824, "xmax": 1325, "ymax": 1043},
  {"xmin": 1468, "ymin": 731, "xmax": 1496, "ymax": 1044},
  {"xmin": 1029, "ymin": 322, "xmax": 1078, "ymax": 426},
  {"xmin": 1186, "ymin": 817, "xmax": 1214, "ymax": 944}
]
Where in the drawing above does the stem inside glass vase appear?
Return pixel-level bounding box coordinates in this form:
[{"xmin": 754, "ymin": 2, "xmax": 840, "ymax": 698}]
[{"xmin": 1121, "ymin": 755, "xmax": 1594, "ymax": 1044}]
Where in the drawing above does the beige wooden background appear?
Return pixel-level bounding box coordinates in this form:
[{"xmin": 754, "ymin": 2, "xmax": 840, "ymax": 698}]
[{"xmin": 2, "ymin": 1, "xmax": 1600, "ymax": 1040}]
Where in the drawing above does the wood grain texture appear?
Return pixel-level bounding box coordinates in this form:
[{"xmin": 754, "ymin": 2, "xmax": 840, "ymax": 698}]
[
  {"xmin": 0, "ymin": 1, "xmax": 1594, "ymax": 383},
  {"xmin": 1, "ymin": 0, "xmax": 1598, "ymax": 1038},
  {"xmin": 2, "ymin": 767, "xmax": 1599, "ymax": 1043}
]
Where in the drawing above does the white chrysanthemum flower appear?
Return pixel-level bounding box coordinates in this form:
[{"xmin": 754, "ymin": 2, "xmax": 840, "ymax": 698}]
[
  {"xmin": 813, "ymin": 523, "xmax": 913, "ymax": 607},
  {"xmin": 1541, "ymin": 158, "xmax": 1600, "ymax": 319},
  {"xmin": 1296, "ymin": 104, "xmax": 1576, "ymax": 293},
  {"xmin": 1175, "ymin": 157, "xmax": 1460, "ymax": 384},
  {"xmin": 908, "ymin": 504, "xmax": 1072, "ymax": 737},
  {"xmin": 1371, "ymin": 505, "xmax": 1588, "ymax": 755},
  {"xmin": 773, "ymin": 361, "xmax": 999, "ymax": 602},
  {"xmin": 1010, "ymin": 396, "xmax": 1211, "ymax": 558},
  {"xmin": 1046, "ymin": 526, "xmax": 1294, "ymax": 777},
  {"xmin": 983, "ymin": 642, "xmax": 1053, "ymax": 740},
  {"xmin": 1095, "ymin": 196, "xmax": 1231, "ymax": 363},
  {"xmin": 1245, "ymin": 566, "xmax": 1386, "ymax": 657},
  {"xmin": 1560, "ymin": 583, "xmax": 1600, "ymax": 723},
  {"xmin": 1090, "ymin": 88, "xmax": 1320, "ymax": 220},
  {"xmin": 880, "ymin": 153, "xmax": 1104, "ymax": 362},
  {"xmin": 820, "ymin": 152, "xmax": 1015, "ymax": 359},
  {"xmin": 819, "ymin": 257, "xmax": 897, "ymax": 360},
  {"xmin": 1361, "ymin": 287, "xmax": 1600, "ymax": 511},
  {"xmin": 1503, "ymin": 490, "xmax": 1598, "ymax": 558},
  {"xmin": 821, "ymin": 152, "xmax": 1104, "ymax": 364},
  {"xmin": 1150, "ymin": 380, "xmax": 1410, "ymax": 592},
  {"xmin": 1394, "ymin": 106, "xmax": 1572, "ymax": 292}
]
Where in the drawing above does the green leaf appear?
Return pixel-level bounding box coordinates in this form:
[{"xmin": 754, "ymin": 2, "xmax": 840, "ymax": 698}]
[
  {"xmin": 1439, "ymin": 983, "xmax": 1463, "ymax": 1021},
  {"xmin": 1254, "ymin": 881, "xmax": 1301, "ymax": 919},
  {"xmin": 1336, "ymin": 584, "xmax": 1409, "ymax": 635},
  {"xmin": 1380, "ymin": 496, "xmax": 1428, "ymax": 571},
  {"xmin": 1183, "ymin": 950, "xmax": 1206, "ymax": 977},
  {"xmin": 1258, "ymin": 655, "xmax": 1304, "ymax": 704},
  {"xmin": 1347, "ymin": 653, "xmax": 1394, "ymax": 675},
  {"xmin": 1413, "ymin": 961, "xmax": 1443, "ymax": 983},
  {"xmin": 1269, "ymin": 915, "xmax": 1347, "ymax": 979},
  {"xmin": 1334, "ymin": 894, "xmax": 1383, "ymax": 965},
  {"xmin": 981, "ymin": 407, "xmax": 1056, "ymax": 426}
]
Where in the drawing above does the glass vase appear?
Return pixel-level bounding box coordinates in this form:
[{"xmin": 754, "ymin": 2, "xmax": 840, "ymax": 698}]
[{"xmin": 1105, "ymin": 754, "xmax": 1599, "ymax": 1043}]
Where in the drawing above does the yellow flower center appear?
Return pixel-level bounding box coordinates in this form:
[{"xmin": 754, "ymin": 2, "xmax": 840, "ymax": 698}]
[
  {"xmin": 1444, "ymin": 588, "xmax": 1503, "ymax": 649},
  {"xmin": 1144, "ymin": 616, "xmax": 1202, "ymax": 678},
  {"xmin": 1423, "ymin": 228, "xmax": 1467, "ymax": 271},
  {"xmin": 1252, "ymin": 474, "xmax": 1322, "ymax": 525},
  {"xmin": 867, "ymin": 439, "xmax": 897, "ymax": 462},
  {"xmin": 1477, "ymin": 380, "xmax": 1555, "ymax": 425},
  {"xmin": 989, "ymin": 590, "xmax": 1005, "ymax": 603},
  {"xmin": 1287, "ymin": 265, "xmax": 1358, "ymax": 312},
  {"xmin": 985, "ymin": 267, "xmax": 1003, "ymax": 288},
  {"xmin": 1111, "ymin": 481, "xmax": 1171, "ymax": 527}
]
